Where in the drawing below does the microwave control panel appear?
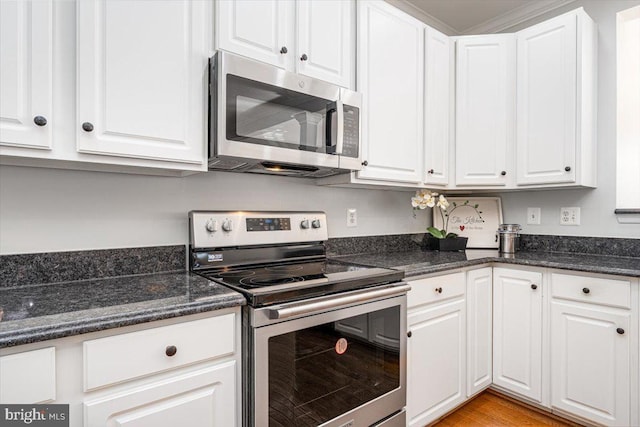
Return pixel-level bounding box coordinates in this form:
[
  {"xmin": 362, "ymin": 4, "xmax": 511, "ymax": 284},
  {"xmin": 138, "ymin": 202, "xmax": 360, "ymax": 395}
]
[{"xmin": 341, "ymin": 105, "xmax": 360, "ymax": 159}]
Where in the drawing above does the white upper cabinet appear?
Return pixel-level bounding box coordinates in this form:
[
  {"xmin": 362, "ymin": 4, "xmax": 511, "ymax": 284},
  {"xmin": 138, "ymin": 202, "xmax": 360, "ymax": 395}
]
[
  {"xmin": 76, "ymin": 0, "xmax": 207, "ymax": 164},
  {"xmin": 516, "ymin": 9, "xmax": 596, "ymax": 186},
  {"xmin": 357, "ymin": 0, "xmax": 424, "ymax": 183},
  {"xmin": 216, "ymin": 0, "xmax": 294, "ymax": 71},
  {"xmin": 423, "ymin": 26, "xmax": 451, "ymax": 186},
  {"xmin": 216, "ymin": 0, "xmax": 354, "ymax": 88},
  {"xmin": 455, "ymin": 34, "xmax": 515, "ymax": 186},
  {"xmin": 296, "ymin": 0, "xmax": 354, "ymax": 88},
  {"xmin": 0, "ymin": 0, "xmax": 53, "ymax": 150}
]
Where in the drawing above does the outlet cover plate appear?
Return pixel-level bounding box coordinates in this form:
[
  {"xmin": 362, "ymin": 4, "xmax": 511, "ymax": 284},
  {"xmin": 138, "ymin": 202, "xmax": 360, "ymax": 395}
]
[{"xmin": 560, "ymin": 207, "xmax": 581, "ymax": 225}]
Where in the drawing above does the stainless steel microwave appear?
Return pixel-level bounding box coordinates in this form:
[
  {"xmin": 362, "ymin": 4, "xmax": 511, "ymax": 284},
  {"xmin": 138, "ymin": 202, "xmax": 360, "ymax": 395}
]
[{"xmin": 208, "ymin": 51, "xmax": 362, "ymax": 177}]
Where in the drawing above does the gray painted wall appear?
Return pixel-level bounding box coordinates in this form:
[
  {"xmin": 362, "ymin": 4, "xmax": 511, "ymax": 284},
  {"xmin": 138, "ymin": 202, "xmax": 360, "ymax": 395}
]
[
  {"xmin": 1, "ymin": 0, "xmax": 638, "ymax": 255},
  {"xmin": 0, "ymin": 166, "xmax": 428, "ymax": 254}
]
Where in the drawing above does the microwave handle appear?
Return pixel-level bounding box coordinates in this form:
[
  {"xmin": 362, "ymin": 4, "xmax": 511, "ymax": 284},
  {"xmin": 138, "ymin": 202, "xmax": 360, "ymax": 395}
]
[
  {"xmin": 325, "ymin": 101, "xmax": 344, "ymax": 155},
  {"xmin": 335, "ymin": 100, "xmax": 344, "ymax": 155}
]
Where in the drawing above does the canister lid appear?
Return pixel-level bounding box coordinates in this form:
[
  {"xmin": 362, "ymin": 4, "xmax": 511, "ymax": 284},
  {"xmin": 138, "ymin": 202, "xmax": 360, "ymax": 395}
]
[{"xmin": 498, "ymin": 223, "xmax": 521, "ymax": 232}]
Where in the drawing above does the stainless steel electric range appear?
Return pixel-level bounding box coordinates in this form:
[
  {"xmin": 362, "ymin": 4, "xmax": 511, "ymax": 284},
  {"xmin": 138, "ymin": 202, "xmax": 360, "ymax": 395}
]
[{"xmin": 189, "ymin": 211, "xmax": 409, "ymax": 427}]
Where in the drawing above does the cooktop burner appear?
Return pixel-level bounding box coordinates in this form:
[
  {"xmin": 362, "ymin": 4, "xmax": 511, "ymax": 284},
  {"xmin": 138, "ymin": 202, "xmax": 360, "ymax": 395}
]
[{"xmin": 201, "ymin": 261, "xmax": 362, "ymax": 290}]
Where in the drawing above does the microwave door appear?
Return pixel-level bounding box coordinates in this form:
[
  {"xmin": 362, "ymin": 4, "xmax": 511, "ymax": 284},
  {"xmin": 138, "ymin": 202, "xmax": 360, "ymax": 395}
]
[{"xmin": 218, "ymin": 73, "xmax": 340, "ymax": 169}]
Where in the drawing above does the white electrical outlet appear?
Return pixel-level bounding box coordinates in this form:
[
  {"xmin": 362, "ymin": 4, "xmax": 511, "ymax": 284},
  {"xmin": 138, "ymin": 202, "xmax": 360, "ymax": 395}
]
[
  {"xmin": 347, "ymin": 208, "xmax": 357, "ymax": 227},
  {"xmin": 527, "ymin": 207, "xmax": 541, "ymax": 225},
  {"xmin": 560, "ymin": 207, "xmax": 581, "ymax": 225}
]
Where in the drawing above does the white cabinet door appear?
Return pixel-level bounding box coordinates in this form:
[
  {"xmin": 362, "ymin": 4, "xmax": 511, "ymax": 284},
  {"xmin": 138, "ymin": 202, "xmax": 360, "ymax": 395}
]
[
  {"xmin": 0, "ymin": 0, "xmax": 52, "ymax": 150},
  {"xmin": 551, "ymin": 301, "xmax": 631, "ymax": 426},
  {"xmin": 466, "ymin": 268, "xmax": 492, "ymax": 397},
  {"xmin": 516, "ymin": 12, "xmax": 577, "ymax": 185},
  {"xmin": 84, "ymin": 361, "xmax": 236, "ymax": 427},
  {"xmin": 296, "ymin": 0, "xmax": 354, "ymax": 88},
  {"xmin": 423, "ymin": 26, "xmax": 451, "ymax": 186},
  {"xmin": 216, "ymin": 0, "xmax": 294, "ymax": 70},
  {"xmin": 76, "ymin": 0, "xmax": 207, "ymax": 164},
  {"xmin": 407, "ymin": 299, "xmax": 465, "ymax": 427},
  {"xmin": 493, "ymin": 268, "xmax": 543, "ymax": 403},
  {"xmin": 357, "ymin": 0, "xmax": 424, "ymax": 183},
  {"xmin": 455, "ymin": 35, "xmax": 515, "ymax": 186}
]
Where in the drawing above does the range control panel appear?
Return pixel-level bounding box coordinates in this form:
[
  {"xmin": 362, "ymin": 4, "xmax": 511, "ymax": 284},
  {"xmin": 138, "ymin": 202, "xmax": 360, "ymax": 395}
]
[{"xmin": 190, "ymin": 211, "xmax": 328, "ymax": 248}]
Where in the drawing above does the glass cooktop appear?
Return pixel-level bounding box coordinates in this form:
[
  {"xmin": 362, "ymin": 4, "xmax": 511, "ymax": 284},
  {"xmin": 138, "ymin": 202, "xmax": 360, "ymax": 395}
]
[{"xmin": 196, "ymin": 260, "xmax": 404, "ymax": 307}]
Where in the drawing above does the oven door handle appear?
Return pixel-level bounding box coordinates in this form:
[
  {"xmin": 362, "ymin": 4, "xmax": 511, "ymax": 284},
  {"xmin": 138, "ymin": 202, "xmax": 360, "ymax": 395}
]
[{"xmin": 268, "ymin": 283, "xmax": 411, "ymax": 320}]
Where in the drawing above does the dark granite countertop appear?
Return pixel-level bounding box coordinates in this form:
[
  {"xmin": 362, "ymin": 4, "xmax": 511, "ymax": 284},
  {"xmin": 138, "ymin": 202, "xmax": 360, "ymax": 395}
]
[
  {"xmin": 0, "ymin": 272, "xmax": 246, "ymax": 348},
  {"xmin": 331, "ymin": 250, "xmax": 640, "ymax": 279}
]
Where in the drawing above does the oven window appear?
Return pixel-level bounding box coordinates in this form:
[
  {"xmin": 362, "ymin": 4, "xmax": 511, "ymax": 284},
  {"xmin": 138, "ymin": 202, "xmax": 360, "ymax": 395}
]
[
  {"xmin": 226, "ymin": 75, "xmax": 337, "ymax": 153},
  {"xmin": 268, "ymin": 306, "xmax": 400, "ymax": 426}
]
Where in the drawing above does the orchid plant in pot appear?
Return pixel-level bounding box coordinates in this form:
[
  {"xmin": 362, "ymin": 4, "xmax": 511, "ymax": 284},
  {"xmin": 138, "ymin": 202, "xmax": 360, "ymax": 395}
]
[{"xmin": 411, "ymin": 190, "xmax": 484, "ymax": 251}]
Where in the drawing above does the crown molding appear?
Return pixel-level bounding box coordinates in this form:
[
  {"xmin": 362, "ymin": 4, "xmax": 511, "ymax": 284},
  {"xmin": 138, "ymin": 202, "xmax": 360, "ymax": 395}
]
[
  {"xmin": 462, "ymin": 0, "xmax": 578, "ymax": 34},
  {"xmin": 384, "ymin": 0, "xmax": 460, "ymax": 35}
]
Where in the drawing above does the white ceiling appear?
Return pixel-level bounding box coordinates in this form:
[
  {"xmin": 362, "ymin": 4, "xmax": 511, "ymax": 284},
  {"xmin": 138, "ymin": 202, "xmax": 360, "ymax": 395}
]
[{"xmin": 396, "ymin": 0, "xmax": 576, "ymax": 34}]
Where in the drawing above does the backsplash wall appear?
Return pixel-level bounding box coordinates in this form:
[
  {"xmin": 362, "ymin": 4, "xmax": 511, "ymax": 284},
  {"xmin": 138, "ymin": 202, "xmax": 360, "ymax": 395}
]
[{"xmin": 0, "ymin": 166, "xmax": 428, "ymax": 254}]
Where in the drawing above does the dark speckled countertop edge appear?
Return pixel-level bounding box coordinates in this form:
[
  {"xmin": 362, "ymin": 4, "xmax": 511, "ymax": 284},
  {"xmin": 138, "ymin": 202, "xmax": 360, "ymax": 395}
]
[
  {"xmin": 0, "ymin": 295, "xmax": 246, "ymax": 348},
  {"xmin": 331, "ymin": 251, "xmax": 640, "ymax": 279}
]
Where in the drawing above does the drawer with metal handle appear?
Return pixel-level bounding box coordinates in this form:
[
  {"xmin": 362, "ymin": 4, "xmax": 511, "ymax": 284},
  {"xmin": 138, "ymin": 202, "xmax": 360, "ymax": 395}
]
[
  {"xmin": 551, "ymin": 273, "xmax": 631, "ymax": 309},
  {"xmin": 83, "ymin": 313, "xmax": 235, "ymax": 391},
  {"xmin": 407, "ymin": 272, "xmax": 465, "ymax": 308}
]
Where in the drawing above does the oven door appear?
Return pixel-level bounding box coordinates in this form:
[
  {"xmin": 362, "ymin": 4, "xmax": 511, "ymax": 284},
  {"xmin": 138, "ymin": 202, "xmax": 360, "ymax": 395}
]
[{"xmin": 249, "ymin": 286, "xmax": 408, "ymax": 427}]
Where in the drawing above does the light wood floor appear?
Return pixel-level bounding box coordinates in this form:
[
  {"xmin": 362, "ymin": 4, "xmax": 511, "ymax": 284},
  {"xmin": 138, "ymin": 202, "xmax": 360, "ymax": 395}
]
[{"xmin": 432, "ymin": 391, "xmax": 581, "ymax": 427}]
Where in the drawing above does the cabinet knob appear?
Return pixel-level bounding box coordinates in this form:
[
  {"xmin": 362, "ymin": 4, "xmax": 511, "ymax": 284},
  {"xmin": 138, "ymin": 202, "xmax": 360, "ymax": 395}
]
[
  {"xmin": 33, "ymin": 116, "xmax": 47, "ymax": 126},
  {"xmin": 616, "ymin": 328, "xmax": 625, "ymax": 335},
  {"xmin": 531, "ymin": 284, "xmax": 538, "ymax": 290},
  {"xmin": 565, "ymin": 166, "xmax": 571, "ymax": 172},
  {"xmin": 407, "ymin": 331, "xmax": 412, "ymax": 338},
  {"xmin": 300, "ymin": 53, "xmax": 308, "ymax": 61},
  {"xmin": 435, "ymin": 287, "xmax": 443, "ymax": 294},
  {"xmin": 280, "ymin": 46, "xmax": 288, "ymax": 54},
  {"xmin": 427, "ymin": 169, "xmax": 434, "ymax": 174},
  {"xmin": 501, "ymin": 171, "xmax": 507, "ymax": 176},
  {"xmin": 361, "ymin": 160, "xmax": 368, "ymax": 166},
  {"xmin": 82, "ymin": 122, "xmax": 94, "ymax": 132},
  {"xmin": 165, "ymin": 345, "xmax": 177, "ymax": 357},
  {"xmin": 582, "ymin": 287, "xmax": 590, "ymax": 294}
]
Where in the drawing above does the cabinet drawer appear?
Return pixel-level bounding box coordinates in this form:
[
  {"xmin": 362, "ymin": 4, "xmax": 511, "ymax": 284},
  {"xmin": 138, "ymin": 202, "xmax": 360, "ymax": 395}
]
[
  {"xmin": 551, "ymin": 273, "xmax": 631, "ymax": 309},
  {"xmin": 84, "ymin": 313, "xmax": 235, "ymax": 391},
  {"xmin": 408, "ymin": 272, "xmax": 465, "ymax": 308},
  {"xmin": 0, "ymin": 347, "xmax": 56, "ymax": 403}
]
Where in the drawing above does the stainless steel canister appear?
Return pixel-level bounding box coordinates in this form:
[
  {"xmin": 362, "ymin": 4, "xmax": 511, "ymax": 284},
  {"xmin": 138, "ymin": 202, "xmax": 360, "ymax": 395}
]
[{"xmin": 498, "ymin": 224, "xmax": 521, "ymax": 253}]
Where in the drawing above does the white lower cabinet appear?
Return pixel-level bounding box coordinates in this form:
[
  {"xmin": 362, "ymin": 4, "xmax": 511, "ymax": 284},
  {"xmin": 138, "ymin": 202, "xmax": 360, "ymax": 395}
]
[
  {"xmin": 550, "ymin": 273, "xmax": 636, "ymax": 426},
  {"xmin": 0, "ymin": 347, "xmax": 56, "ymax": 404},
  {"xmin": 405, "ymin": 266, "xmax": 639, "ymax": 427},
  {"xmin": 466, "ymin": 267, "xmax": 493, "ymax": 397},
  {"xmin": 407, "ymin": 272, "xmax": 466, "ymax": 427},
  {"xmin": 0, "ymin": 309, "xmax": 240, "ymax": 427},
  {"xmin": 84, "ymin": 361, "xmax": 236, "ymax": 427},
  {"xmin": 492, "ymin": 267, "xmax": 543, "ymax": 403}
]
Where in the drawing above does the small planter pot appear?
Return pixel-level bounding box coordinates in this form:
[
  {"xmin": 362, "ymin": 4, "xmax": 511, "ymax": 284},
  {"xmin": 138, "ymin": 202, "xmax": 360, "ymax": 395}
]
[{"xmin": 423, "ymin": 236, "xmax": 468, "ymax": 252}]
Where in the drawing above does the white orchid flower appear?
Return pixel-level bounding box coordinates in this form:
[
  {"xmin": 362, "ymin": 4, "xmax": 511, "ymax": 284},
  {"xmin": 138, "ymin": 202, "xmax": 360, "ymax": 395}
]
[{"xmin": 437, "ymin": 194, "xmax": 449, "ymax": 210}]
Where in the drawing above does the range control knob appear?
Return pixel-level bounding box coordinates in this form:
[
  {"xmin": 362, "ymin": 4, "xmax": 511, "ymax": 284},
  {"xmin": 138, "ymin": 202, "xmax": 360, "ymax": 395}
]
[
  {"xmin": 222, "ymin": 219, "xmax": 233, "ymax": 232},
  {"xmin": 311, "ymin": 219, "xmax": 321, "ymax": 229},
  {"xmin": 205, "ymin": 219, "xmax": 218, "ymax": 232},
  {"xmin": 300, "ymin": 219, "xmax": 310, "ymax": 229}
]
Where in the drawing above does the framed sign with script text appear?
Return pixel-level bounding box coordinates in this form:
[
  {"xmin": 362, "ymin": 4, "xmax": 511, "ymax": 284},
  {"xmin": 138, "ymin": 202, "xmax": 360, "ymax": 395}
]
[{"xmin": 432, "ymin": 197, "xmax": 504, "ymax": 249}]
